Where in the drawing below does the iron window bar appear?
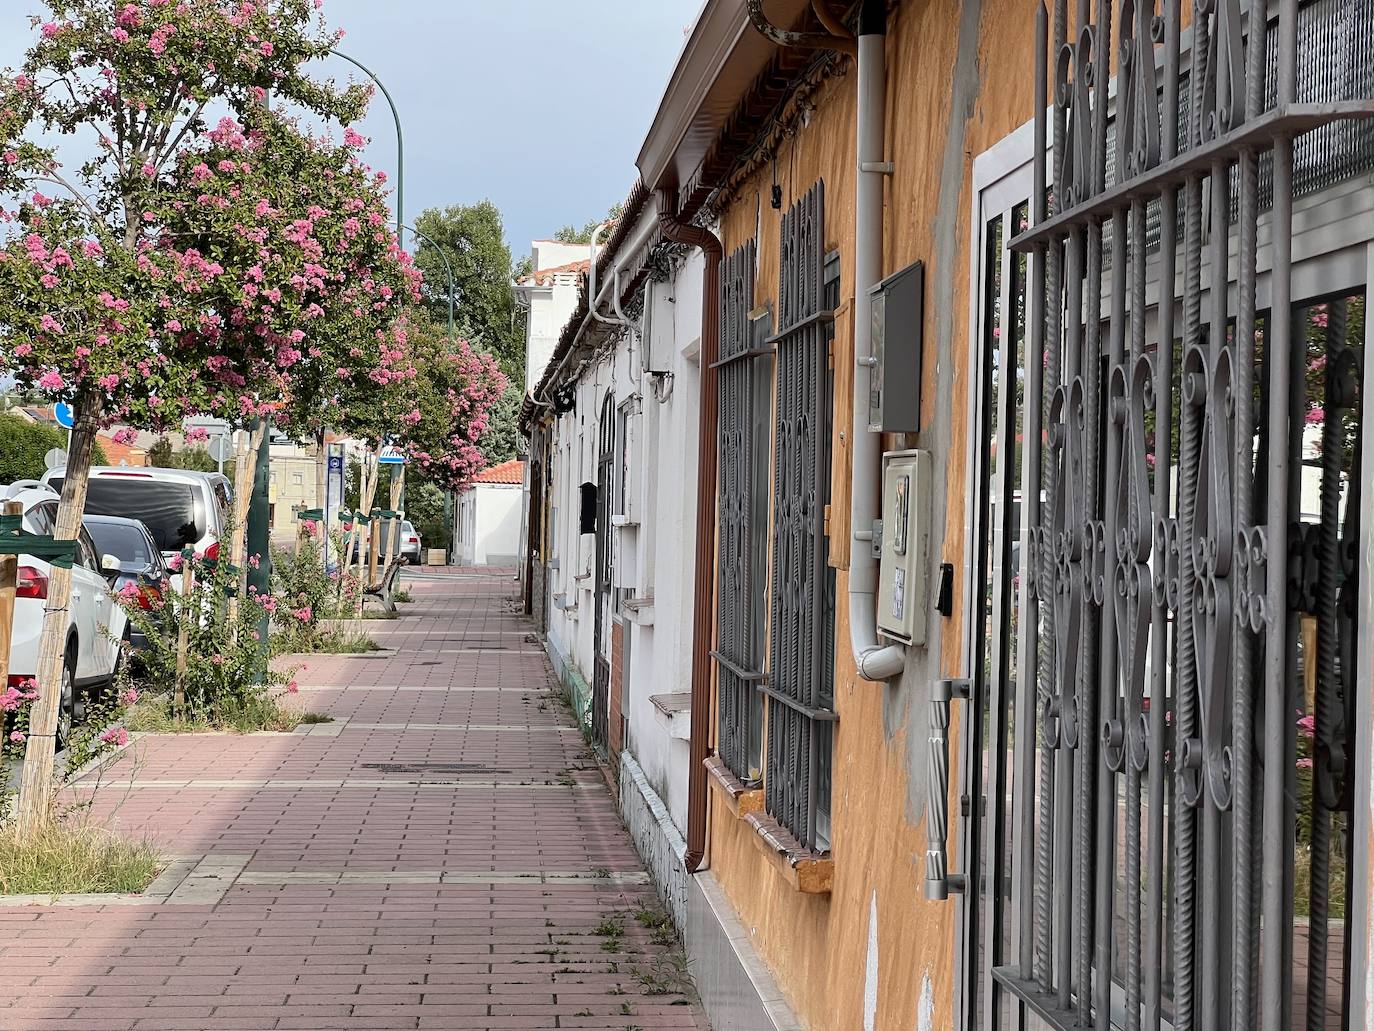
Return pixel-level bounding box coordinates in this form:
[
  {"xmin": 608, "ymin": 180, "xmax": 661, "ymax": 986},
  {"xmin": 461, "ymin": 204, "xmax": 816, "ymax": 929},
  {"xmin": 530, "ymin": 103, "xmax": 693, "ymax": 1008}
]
[
  {"xmin": 766, "ymin": 180, "xmax": 838, "ymax": 854},
  {"xmin": 715, "ymin": 239, "xmax": 768, "ymax": 783},
  {"xmin": 975, "ymin": 0, "xmax": 1373, "ymax": 1027},
  {"xmin": 709, "ymin": 344, "xmax": 777, "ymax": 369}
]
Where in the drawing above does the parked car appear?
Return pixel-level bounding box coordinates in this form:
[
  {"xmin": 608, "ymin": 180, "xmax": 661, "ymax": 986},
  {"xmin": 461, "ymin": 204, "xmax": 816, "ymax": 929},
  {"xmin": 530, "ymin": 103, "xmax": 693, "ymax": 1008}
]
[
  {"xmin": 1, "ymin": 483, "xmax": 130, "ymax": 744},
  {"xmin": 44, "ymin": 467, "xmax": 233, "ymax": 562},
  {"xmin": 351, "ymin": 519, "xmax": 423, "ymax": 565},
  {"xmin": 81, "ymin": 514, "xmax": 171, "ymax": 662}
]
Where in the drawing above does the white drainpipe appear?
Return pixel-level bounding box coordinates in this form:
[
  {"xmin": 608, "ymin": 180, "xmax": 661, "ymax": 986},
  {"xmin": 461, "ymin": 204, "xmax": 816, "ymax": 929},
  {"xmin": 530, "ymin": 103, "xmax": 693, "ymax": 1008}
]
[{"xmin": 849, "ymin": 0, "xmax": 905, "ymax": 682}]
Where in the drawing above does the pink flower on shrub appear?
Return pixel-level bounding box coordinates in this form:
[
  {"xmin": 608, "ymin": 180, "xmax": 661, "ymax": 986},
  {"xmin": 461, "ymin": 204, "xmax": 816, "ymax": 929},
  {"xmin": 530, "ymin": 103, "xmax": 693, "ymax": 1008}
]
[
  {"xmin": 1297, "ymin": 714, "xmax": 1316, "ymax": 739},
  {"xmin": 99, "ymin": 727, "xmax": 129, "ymax": 747},
  {"xmin": 1297, "ymin": 757, "xmax": 1314, "ymax": 770},
  {"xmin": 112, "ymin": 428, "xmax": 138, "ymax": 445},
  {"xmin": 9, "ymin": 731, "xmax": 25, "ymax": 744},
  {"xmin": 292, "ymin": 606, "xmax": 313, "ymax": 622},
  {"xmin": 185, "ymin": 426, "xmax": 209, "ymax": 443},
  {"xmin": 122, "ymin": 688, "xmax": 140, "ymax": 706},
  {"xmin": 286, "ymin": 681, "xmax": 299, "ymax": 694},
  {"xmin": 1306, "ymin": 407, "xmax": 1325, "ymax": 426},
  {"xmin": 38, "ymin": 370, "xmax": 65, "ymax": 390},
  {"xmin": 118, "ymin": 581, "xmax": 141, "ymax": 601}
]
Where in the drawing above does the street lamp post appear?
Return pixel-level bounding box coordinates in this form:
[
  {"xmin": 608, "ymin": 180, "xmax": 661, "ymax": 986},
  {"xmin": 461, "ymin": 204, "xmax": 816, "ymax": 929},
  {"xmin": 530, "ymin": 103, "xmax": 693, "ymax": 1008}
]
[
  {"xmin": 402, "ymin": 223, "xmax": 456, "ymax": 344},
  {"xmin": 332, "ymin": 49, "xmax": 404, "ymax": 247}
]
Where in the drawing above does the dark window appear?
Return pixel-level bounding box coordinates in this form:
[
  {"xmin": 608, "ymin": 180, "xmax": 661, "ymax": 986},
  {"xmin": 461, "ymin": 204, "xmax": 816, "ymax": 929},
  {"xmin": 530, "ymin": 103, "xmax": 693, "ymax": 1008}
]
[
  {"xmin": 84, "ymin": 520, "xmax": 158, "ymax": 570},
  {"xmin": 51, "ymin": 476, "xmax": 205, "ymax": 553}
]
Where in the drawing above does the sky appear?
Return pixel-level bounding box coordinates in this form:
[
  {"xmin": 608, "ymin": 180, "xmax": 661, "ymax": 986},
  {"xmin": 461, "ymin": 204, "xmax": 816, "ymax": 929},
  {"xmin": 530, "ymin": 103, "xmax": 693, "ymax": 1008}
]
[{"xmin": 0, "ymin": 0, "xmax": 704, "ymax": 264}]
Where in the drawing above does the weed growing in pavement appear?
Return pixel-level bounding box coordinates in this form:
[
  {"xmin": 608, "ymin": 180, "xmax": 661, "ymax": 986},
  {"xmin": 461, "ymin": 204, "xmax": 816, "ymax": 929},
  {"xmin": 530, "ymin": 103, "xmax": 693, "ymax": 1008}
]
[
  {"xmin": 392, "ymin": 588, "xmax": 412, "ymax": 603},
  {"xmin": 298, "ymin": 712, "xmax": 334, "ymax": 725},
  {"xmin": 0, "ymin": 820, "xmax": 159, "ymax": 896},
  {"xmin": 593, "ymin": 919, "xmax": 623, "ymax": 938}
]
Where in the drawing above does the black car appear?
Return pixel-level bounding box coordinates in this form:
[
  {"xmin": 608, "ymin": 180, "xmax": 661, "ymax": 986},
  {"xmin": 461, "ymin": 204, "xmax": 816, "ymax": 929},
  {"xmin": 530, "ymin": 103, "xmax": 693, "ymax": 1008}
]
[{"xmin": 82, "ymin": 514, "xmax": 171, "ymax": 661}]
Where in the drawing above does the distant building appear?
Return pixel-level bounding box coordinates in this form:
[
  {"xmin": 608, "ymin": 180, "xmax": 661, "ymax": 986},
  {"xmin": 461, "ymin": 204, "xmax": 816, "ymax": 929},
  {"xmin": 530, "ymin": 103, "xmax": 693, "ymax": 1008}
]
[
  {"xmin": 514, "ymin": 241, "xmax": 597, "ymax": 397},
  {"xmin": 454, "ymin": 459, "xmax": 523, "ymax": 567}
]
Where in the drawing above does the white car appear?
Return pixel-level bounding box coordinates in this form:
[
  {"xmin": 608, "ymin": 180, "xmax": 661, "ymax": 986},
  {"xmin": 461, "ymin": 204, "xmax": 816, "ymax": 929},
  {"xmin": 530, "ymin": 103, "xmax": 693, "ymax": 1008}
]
[
  {"xmin": 44, "ymin": 466, "xmax": 233, "ymax": 562},
  {"xmin": 3, "ymin": 483, "xmax": 129, "ymax": 743}
]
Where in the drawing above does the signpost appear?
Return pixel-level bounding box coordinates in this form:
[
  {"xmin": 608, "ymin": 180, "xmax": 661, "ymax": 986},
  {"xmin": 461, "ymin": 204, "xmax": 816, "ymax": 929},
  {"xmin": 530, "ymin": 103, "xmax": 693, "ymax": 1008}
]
[{"xmin": 378, "ymin": 445, "xmax": 406, "ymax": 465}]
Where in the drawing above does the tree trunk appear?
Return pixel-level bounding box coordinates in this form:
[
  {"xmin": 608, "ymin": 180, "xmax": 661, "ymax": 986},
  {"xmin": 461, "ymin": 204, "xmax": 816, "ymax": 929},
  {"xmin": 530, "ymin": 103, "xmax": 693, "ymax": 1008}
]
[
  {"xmin": 340, "ymin": 451, "xmax": 376, "ymax": 603},
  {"xmin": 15, "ymin": 402, "xmax": 97, "ymax": 837},
  {"xmin": 351, "ymin": 449, "xmax": 382, "ymax": 617},
  {"xmin": 174, "ymin": 552, "xmax": 194, "ymax": 718},
  {"xmin": 226, "ymin": 422, "xmax": 266, "ymax": 633}
]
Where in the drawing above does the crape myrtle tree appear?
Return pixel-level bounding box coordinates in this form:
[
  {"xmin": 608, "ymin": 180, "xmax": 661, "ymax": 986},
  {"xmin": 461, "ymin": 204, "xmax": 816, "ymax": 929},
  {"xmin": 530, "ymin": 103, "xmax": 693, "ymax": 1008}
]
[
  {"xmin": 332, "ymin": 312, "xmax": 506, "ymax": 605},
  {"xmin": 155, "ymin": 111, "xmax": 419, "ymax": 592},
  {"xmin": 0, "ymin": 0, "xmax": 411, "ymax": 832}
]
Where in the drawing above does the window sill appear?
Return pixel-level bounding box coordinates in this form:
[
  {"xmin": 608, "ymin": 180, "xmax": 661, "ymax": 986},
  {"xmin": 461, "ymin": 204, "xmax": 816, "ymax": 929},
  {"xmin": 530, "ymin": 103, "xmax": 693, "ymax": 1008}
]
[
  {"xmin": 742, "ymin": 812, "xmax": 834, "ymax": 895},
  {"xmin": 704, "ymin": 755, "xmax": 764, "ymax": 818}
]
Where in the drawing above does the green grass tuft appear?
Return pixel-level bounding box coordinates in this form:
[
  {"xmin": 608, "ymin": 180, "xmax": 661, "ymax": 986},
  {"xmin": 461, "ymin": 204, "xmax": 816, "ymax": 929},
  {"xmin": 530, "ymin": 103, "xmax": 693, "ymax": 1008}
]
[
  {"xmin": 0, "ymin": 822, "xmax": 160, "ymax": 896},
  {"xmin": 126, "ymin": 693, "xmax": 303, "ymax": 734}
]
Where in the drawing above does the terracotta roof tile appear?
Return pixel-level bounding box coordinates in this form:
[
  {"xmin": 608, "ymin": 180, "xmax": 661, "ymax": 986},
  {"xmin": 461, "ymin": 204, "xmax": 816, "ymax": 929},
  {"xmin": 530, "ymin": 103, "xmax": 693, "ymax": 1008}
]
[
  {"xmin": 516, "ymin": 258, "xmax": 590, "ymax": 288},
  {"xmin": 472, "ymin": 459, "xmax": 524, "ymax": 485}
]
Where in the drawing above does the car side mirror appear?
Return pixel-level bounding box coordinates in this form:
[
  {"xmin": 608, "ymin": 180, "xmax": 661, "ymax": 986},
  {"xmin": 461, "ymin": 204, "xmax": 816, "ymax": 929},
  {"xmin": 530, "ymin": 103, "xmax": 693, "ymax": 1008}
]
[{"xmin": 101, "ymin": 554, "xmax": 121, "ymax": 574}]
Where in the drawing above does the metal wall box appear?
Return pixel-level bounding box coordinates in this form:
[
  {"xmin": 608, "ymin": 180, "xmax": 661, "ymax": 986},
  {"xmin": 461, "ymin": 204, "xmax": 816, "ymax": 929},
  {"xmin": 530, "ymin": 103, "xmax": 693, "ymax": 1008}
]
[
  {"xmin": 876, "ymin": 449, "xmax": 932, "ymax": 646},
  {"xmin": 868, "ymin": 260, "xmax": 924, "ymax": 433}
]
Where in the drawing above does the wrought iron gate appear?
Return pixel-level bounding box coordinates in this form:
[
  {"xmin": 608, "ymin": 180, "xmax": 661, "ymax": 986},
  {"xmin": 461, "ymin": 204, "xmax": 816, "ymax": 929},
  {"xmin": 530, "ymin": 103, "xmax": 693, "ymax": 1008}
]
[
  {"xmin": 953, "ymin": 0, "xmax": 1374, "ymax": 1027},
  {"xmin": 592, "ymin": 392, "xmax": 615, "ymax": 751}
]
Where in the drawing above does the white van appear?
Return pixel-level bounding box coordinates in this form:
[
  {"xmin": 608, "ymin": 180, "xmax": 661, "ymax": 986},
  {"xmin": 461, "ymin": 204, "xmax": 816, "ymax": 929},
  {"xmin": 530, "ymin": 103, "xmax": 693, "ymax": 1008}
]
[{"xmin": 43, "ymin": 467, "xmax": 234, "ymax": 562}]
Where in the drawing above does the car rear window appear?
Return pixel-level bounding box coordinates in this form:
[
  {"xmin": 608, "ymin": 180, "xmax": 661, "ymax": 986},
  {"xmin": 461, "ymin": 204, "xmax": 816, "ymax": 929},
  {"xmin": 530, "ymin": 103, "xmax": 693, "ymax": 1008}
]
[
  {"xmin": 51, "ymin": 476, "xmax": 205, "ymax": 553},
  {"xmin": 85, "ymin": 520, "xmax": 158, "ymax": 568}
]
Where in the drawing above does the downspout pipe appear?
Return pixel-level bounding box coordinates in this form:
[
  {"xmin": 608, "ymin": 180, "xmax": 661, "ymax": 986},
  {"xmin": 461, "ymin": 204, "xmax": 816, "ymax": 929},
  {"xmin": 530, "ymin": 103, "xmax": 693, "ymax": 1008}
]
[
  {"xmin": 657, "ymin": 186, "xmax": 722, "ymax": 873},
  {"xmin": 849, "ymin": 0, "xmax": 906, "ymax": 682}
]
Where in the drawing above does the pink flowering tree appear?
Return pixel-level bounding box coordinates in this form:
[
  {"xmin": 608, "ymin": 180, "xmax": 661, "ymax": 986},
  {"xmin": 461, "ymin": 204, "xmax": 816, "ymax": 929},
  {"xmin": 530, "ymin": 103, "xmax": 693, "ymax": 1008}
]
[
  {"xmin": 403, "ymin": 314, "xmax": 508, "ymax": 492},
  {"xmin": 0, "ymin": 0, "xmax": 387, "ymax": 831}
]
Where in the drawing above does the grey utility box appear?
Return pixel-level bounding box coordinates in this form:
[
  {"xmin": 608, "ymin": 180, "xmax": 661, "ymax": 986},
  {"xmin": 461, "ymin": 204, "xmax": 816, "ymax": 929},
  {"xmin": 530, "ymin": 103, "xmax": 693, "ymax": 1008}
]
[
  {"xmin": 876, "ymin": 449, "xmax": 932, "ymax": 646},
  {"xmin": 868, "ymin": 260, "xmax": 924, "ymax": 433}
]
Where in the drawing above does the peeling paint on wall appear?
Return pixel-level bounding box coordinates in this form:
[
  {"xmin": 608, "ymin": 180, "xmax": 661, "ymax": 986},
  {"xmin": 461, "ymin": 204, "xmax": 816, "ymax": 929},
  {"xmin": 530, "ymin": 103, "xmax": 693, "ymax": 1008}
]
[
  {"xmin": 916, "ymin": 970, "xmax": 935, "ymax": 1031},
  {"xmin": 864, "ymin": 892, "xmax": 879, "ymax": 1030}
]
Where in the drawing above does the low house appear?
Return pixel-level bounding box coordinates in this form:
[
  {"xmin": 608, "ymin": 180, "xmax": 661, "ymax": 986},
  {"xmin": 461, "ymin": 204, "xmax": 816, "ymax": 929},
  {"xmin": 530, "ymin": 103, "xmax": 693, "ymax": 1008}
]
[
  {"xmin": 523, "ymin": 0, "xmax": 1373, "ymax": 1027},
  {"xmin": 455, "ymin": 459, "xmax": 524, "ymax": 567}
]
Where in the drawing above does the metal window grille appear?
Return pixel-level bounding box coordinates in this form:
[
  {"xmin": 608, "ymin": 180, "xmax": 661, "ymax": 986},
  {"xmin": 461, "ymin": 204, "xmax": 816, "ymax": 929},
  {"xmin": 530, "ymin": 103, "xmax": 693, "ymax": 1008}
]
[
  {"xmin": 967, "ymin": 0, "xmax": 1372, "ymax": 1028},
  {"xmin": 714, "ymin": 239, "xmax": 770, "ymax": 783},
  {"xmin": 765, "ymin": 181, "xmax": 837, "ymax": 853}
]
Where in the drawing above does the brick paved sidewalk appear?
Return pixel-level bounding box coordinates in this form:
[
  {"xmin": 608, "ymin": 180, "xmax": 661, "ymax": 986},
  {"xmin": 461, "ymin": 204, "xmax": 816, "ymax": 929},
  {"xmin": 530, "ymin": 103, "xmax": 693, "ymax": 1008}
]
[{"xmin": 0, "ymin": 570, "xmax": 707, "ymax": 1031}]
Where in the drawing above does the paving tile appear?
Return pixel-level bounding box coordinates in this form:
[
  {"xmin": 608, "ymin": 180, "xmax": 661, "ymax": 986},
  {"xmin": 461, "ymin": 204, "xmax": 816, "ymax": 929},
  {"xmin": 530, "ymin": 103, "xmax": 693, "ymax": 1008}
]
[{"xmin": 0, "ymin": 570, "xmax": 706, "ymax": 1030}]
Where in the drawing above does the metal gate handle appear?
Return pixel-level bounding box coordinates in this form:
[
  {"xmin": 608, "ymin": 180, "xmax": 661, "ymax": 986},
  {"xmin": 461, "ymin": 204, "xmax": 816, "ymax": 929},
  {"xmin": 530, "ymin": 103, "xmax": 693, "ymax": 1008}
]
[{"xmin": 925, "ymin": 677, "xmax": 970, "ymax": 901}]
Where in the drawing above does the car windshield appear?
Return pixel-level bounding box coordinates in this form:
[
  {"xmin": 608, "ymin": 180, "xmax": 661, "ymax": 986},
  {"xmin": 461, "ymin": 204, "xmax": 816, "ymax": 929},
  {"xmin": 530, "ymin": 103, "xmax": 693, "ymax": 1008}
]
[
  {"xmin": 84, "ymin": 520, "xmax": 159, "ymax": 570},
  {"xmin": 402, "ymin": 522, "xmax": 415, "ymax": 534},
  {"xmin": 51, "ymin": 476, "xmax": 205, "ymax": 553}
]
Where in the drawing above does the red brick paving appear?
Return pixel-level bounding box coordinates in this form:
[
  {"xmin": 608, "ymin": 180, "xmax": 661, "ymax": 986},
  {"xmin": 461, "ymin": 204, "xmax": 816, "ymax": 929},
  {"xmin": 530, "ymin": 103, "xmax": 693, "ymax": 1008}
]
[{"xmin": 0, "ymin": 570, "xmax": 706, "ymax": 1031}]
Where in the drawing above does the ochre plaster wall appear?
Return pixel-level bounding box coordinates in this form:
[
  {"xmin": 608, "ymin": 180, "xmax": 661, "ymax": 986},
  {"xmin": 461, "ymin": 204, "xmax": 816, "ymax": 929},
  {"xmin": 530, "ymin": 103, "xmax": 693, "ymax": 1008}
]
[{"xmin": 703, "ymin": 0, "xmax": 1044, "ymax": 1027}]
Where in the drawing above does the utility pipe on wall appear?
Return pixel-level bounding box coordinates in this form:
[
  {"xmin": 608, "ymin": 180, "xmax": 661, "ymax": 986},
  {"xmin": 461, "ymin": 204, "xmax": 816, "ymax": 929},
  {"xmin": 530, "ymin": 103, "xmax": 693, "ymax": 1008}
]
[
  {"xmin": 848, "ymin": 0, "xmax": 906, "ymax": 681},
  {"xmin": 656, "ymin": 187, "xmax": 722, "ymax": 874}
]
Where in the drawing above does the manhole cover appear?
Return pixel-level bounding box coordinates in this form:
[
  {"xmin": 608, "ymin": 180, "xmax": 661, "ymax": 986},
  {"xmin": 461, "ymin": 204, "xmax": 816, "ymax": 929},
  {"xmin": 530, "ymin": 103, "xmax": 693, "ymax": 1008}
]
[{"xmin": 362, "ymin": 762, "xmax": 511, "ymax": 775}]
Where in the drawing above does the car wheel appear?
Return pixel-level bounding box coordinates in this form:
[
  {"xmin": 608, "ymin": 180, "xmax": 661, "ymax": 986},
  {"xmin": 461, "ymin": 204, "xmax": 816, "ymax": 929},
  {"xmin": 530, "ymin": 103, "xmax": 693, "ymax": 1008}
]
[{"xmin": 57, "ymin": 642, "xmax": 78, "ymax": 749}]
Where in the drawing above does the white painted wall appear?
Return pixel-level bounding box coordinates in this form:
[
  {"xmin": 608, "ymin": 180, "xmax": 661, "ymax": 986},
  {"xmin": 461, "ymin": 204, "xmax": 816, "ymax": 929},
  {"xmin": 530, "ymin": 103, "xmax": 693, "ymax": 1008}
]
[
  {"xmin": 532, "ymin": 210, "xmax": 707, "ymax": 839},
  {"xmin": 455, "ymin": 482, "xmax": 522, "ymax": 566}
]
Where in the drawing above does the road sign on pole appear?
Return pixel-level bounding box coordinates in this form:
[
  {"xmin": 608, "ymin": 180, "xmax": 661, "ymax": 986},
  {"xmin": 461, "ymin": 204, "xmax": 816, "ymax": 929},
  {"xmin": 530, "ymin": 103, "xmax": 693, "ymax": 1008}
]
[
  {"xmin": 42, "ymin": 448, "xmax": 65, "ymax": 471},
  {"xmin": 52, "ymin": 403, "xmax": 74, "ymax": 429},
  {"xmin": 378, "ymin": 446, "xmax": 406, "ymax": 465}
]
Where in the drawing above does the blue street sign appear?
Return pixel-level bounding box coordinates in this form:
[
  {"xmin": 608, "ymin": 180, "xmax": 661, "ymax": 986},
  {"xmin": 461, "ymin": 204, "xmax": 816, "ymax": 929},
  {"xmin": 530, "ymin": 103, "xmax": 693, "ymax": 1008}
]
[
  {"xmin": 328, "ymin": 455, "xmax": 344, "ymax": 472},
  {"xmin": 53, "ymin": 402, "xmax": 74, "ymax": 429},
  {"xmin": 378, "ymin": 446, "xmax": 406, "ymax": 464}
]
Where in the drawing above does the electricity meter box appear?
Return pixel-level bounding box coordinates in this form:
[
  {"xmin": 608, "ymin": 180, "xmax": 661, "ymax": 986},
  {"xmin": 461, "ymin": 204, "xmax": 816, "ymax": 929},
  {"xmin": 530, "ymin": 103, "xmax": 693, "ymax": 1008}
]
[
  {"xmin": 877, "ymin": 449, "xmax": 932, "ymax": 646},
  {"xmin": 868, "ymin": 260, "xmax": 924, "ymax": 433}
]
